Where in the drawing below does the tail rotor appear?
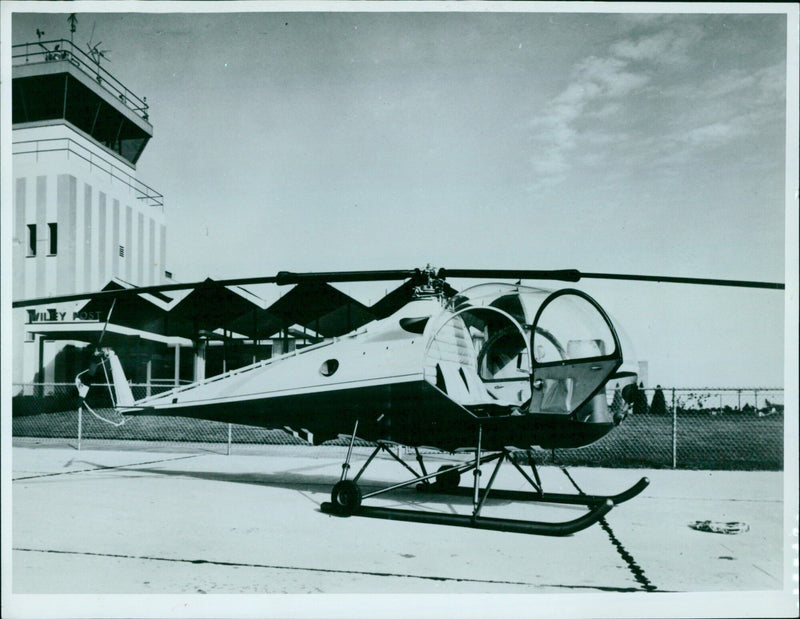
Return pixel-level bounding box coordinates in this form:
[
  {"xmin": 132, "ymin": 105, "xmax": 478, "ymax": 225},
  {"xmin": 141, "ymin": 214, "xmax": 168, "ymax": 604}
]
[{"xmin": 74, "ymin": 298, "xmax": 132, "ymax": 427}]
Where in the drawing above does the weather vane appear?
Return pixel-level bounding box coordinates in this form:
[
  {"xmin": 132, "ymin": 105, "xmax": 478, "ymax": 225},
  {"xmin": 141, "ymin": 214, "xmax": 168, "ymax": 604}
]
[{"xmin": 86, "ymin": 23, "xmax": 111, "ymax": 82}]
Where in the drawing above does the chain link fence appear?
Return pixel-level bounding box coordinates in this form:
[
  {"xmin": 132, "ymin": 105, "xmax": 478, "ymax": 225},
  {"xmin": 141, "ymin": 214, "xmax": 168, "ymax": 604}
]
[
  {"xmin": 531, "ymin": 387, "xmax": 784, "ymax": 470},
  {"xmin": 12, "ymin": 383, "xmax": 784, "ymax": 470}
]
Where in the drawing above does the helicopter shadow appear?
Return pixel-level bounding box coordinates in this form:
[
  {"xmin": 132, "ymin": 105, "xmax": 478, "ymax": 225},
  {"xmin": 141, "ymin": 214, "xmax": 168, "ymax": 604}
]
[{"xmin": 74, "ymin": 459, "xmax": 522, "ymax": 513}]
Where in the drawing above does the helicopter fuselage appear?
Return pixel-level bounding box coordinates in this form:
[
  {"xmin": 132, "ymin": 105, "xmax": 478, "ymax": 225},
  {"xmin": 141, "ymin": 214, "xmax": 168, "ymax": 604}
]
[{"xmin": 115, "ymin": 283, "xmax": 637, "ymax": 452}]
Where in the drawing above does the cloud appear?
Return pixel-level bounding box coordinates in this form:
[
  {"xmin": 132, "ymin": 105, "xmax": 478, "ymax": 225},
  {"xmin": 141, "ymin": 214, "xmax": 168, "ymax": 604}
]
[
  {"xmin": 754, "ymin": 62, "xmax": 788, "ymax": 104},
  {"xmin": 573, "ymin": 56, "xmax": 651, "ymax": 98},
  {"xmin": 529, "ymin": 40, "xmax": 653, "ymax": 188},
  {"xmin": 528, "ymin": 20, "xmax": 785, "ymax": 190},
  {"xmin": 657, "ymin": 61, "xmax": 785, "ymax": 159},
  {"xmin": 611, "ymin": 31, "xmax": 674, "ymax": 61},
  {"xmin": 610, "ymin": 27, "xmax": 700, "ymax": 66},
  {"xmin": 682, "ymin": 121, "xmax": 744, "ymax": 146}
]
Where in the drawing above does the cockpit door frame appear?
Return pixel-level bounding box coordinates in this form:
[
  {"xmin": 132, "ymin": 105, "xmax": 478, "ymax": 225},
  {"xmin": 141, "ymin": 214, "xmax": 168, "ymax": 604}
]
[
  {"xmin": 423, "ymin": 305, "xmax": 531, "ymax": 405},
  {"xmin": 528, "ymin": 288, "xmax": 623, "ymax": 416},
  {"xmin": 425, "ymin": 305, "xmax": 530, "ymax": 362}
]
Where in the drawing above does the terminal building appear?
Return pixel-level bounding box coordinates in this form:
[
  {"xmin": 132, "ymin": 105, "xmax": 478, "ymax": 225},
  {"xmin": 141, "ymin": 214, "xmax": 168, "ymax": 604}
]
[{"xmin": 11, "ymin": 36, "xmax": 407, "ymax": 398}]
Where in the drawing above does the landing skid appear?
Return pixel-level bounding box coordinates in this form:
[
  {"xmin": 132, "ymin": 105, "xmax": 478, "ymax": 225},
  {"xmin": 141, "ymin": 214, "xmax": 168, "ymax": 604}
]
[
  {"xmin": 418, "ymin": 476, "xmax": 650, "ymax": 507},
  {"xmin": 328, "ymin": 499, "xmax": 614, "ymax": 537},
  {"xmin": 320, "ymin": 425, "xmax": 647, "ymax": 536}
]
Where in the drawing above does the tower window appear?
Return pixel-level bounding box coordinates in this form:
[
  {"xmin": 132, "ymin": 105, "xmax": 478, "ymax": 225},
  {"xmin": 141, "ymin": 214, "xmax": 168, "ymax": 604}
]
[
  {"xmin": 119, "ymin": 245, "xmax": 125, "ymax": 258},
  {"xmin": 27, "ymin": 224, "xmax": 37, "ymax": 257},
  {"xmin": 48, "ymin": 223, "xmax": 58, "ymax": 255}
]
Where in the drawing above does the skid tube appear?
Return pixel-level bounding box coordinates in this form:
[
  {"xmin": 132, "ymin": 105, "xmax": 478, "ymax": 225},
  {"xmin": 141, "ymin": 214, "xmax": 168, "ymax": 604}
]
[
  {"xmin": 349, "ymin": 499, "xmax": 613, "ymax": 536},
  {"xmin": 420, "ymin": 474, "xmax": 651, "ymax": 507},
  {"xmin": 320, "ymin": 431, "xmax": 621, "ymax": 536}
]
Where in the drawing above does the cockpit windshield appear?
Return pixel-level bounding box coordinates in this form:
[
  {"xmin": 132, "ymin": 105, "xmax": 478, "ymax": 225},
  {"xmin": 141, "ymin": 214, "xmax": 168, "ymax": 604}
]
[{"xmin": 531, "ymin": 292, "xmax": 618, "ymax": 364}]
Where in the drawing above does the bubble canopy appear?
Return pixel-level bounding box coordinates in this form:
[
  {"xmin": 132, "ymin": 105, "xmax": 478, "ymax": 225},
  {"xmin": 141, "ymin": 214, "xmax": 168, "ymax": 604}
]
[
  {"xmin": 449, "ymin": 284, "xmax": 619, "ymax": 359},
  {"xmin": 426, "ymin": 283, "xmax": 627, "ymax": 415}
]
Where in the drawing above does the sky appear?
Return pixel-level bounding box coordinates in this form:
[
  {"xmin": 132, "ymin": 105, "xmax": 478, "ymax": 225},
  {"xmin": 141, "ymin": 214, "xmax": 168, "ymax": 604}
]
[{"xmin": 8, "ymin": 5, "xmax": 797, "ymax": 388}]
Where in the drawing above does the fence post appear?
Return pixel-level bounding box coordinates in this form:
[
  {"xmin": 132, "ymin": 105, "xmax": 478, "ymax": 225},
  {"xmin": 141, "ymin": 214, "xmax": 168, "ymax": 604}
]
[
  {"xmin": 227, "ymin": 423, "xmax": 232, "ymax": 456},
  {"xmin": 77, "ymin": 406, "xmax": 82, "ymax": 451},
  {"xmin": 671, "ymin": 388, "xmax": 677, "ymax": 469}
]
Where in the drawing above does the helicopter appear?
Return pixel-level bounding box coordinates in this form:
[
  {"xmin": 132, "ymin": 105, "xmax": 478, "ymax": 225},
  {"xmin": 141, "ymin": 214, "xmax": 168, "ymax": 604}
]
[{"xmin": 12, "ymin": 266, "xmax": 785, "ymax": 536}]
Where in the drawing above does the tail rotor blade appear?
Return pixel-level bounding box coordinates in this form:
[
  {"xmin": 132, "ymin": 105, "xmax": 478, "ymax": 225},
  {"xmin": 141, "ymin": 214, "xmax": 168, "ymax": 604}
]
[{"xmin": 97, "ymin": 297, "xmax": 116, "ymax": 346}]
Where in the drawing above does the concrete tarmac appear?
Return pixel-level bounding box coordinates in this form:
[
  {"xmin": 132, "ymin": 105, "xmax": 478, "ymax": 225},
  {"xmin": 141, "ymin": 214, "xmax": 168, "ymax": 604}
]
[{"xmin": 7, "ymin": 441, "xmax": 792, "ymax": 617}]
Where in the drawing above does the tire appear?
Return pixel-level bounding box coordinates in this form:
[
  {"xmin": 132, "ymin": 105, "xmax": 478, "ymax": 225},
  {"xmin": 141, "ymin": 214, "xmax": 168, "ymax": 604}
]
[
  {"xmin": 330, "ymin": 480, "xmax": 362, "ymax": 516},
  {"xmin": 435, "ymin": 465, "xmax": 461, "ymax": 492}
]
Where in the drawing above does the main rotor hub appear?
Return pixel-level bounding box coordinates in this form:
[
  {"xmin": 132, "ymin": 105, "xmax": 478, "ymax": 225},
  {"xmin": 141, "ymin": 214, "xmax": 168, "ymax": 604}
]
[{"xmin": 412, "ymin": 265, "xmax": 446, "ymax": 299}]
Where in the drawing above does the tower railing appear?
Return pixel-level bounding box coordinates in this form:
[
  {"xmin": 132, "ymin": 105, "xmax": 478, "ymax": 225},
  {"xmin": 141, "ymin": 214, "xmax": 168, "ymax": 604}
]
[
  {"xmin": 12, "ymin": 39, "xmax": 150, "ymax": 122},
  {"xmin": 13, "ymin": 136, "xmax": 164, "ymax": 209}
]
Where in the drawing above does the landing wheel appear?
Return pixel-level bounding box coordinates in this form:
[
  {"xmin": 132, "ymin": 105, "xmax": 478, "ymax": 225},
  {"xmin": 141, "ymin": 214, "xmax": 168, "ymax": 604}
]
[
  {"xmin": 434, "ymin": 465, "xmax": 461, "ymax": 492},
  {"xmin": 330, "ymin": 480, "xmax": 362, "ymax": 516}
]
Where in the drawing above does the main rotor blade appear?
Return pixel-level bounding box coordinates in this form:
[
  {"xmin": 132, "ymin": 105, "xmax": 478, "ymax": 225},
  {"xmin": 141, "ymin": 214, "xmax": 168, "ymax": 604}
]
[
  {"xmin": 438, "ymin": 268, "xmax": 581, "ymax": 282},
  {"xmin": 12, "ymin": 275, "xmax": 281, "ymax": 308},
  {"xmin": 438, "ymin": 268, "xmax": 783, "ymax": 290},
  {"xmin": 12, "ymin": 270, "xmax": 424, "ymax": 308},
  {"xmin": 14, "ymin": 265, "xmax": 783, "ymax": 309},
  {"xmin": 275, "ymin": 269, "xmax": 421, "ymax": 285},
  {"xmin": 578, "ymin": 272, "xmax": 785, "ymax": 290}
]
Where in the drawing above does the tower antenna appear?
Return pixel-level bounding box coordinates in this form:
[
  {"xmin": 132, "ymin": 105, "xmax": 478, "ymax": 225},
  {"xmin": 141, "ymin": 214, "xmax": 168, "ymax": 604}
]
[{"xmin": 68, "ymin": 14, "xmax": 78, "ymax": 45}]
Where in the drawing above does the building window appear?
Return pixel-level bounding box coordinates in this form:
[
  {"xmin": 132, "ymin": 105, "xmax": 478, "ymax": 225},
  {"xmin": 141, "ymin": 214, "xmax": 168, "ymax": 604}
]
[
  {"xmin": 27, "ymin": 224, "xmax": 37, "ymax": 257},
  {"xmin": 48, "ymin": 223, "xmax": 58, "ymax": 255},
  {"xmin": 165, "ymin": 270, "xmax": 173, "ymax": 279},
  {"xmin": 119, "ymin": 245, "xmax": 125, "ymax": 258}
]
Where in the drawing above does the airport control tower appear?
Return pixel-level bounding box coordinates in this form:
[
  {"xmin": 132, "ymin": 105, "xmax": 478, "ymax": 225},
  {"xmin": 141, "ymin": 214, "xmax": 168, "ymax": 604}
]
[{"xmin": 11, "ymin": 36, "xmax": 169, "ymax": 385}]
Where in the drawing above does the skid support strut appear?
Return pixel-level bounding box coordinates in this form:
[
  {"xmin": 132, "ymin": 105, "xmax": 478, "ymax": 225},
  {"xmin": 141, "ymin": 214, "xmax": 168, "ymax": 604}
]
[
  {"xmin": 472, "ymin": 426, "xmax": 483, "ymax": 513},
  {"xmin": 321, "ymin": 430, "xmax": 647, "ymax": 536},
  {"xmin": 339, "ymin": 420, "xmax": 359, "ymax": 481}
]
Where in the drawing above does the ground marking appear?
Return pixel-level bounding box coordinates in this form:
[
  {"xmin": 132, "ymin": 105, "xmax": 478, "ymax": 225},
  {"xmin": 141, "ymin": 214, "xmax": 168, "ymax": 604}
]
[
  {"xmin": 12, "ymin": 454, "xmax": 203, "ymax": 481},
  {"xmin": 560, "ymin": 466, "xmax": 658, "ymax": 592},
  {"xmin": 13, "ymin": 547, "xmax": 648, "ymax": 592}
]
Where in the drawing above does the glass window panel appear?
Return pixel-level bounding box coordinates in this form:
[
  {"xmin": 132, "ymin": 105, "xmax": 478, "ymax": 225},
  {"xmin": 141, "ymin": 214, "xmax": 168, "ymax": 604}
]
[
  {"xmin": 27, "ymin": 224, "xmax": 37, "ymax": 256},
  {"xmin": 48, "ymin": 222, "xmax": 58, "ymax": 255},
  {"xmin": 13, "ymin": 75, "xmax": 66, "ymax": 123}
]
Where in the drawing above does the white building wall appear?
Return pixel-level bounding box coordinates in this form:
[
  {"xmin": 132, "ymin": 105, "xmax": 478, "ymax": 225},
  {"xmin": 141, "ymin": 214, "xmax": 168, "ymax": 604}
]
[
  {"xmin": 12, "ymin": 123, "xmax": 166, "ymax": 385},
  {"xmin": 13, "ymin": 124, "xmax": 166, "ymax": 294},
  {"xmin": 75, "ymin": 179, "xmax": 85, "ymax": 293},
  {"xmin": 22, "ymin": 176, "xmax": 36, "ymax": 300},
  {"xmin": 44, "ymin": 173, "xmax": 58, "ymax": 296}
]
